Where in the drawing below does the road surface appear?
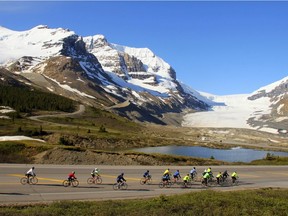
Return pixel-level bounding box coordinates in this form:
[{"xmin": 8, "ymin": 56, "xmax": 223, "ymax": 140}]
[
  {"xmin": 0, "ymin": 164, "xmax": 287, "ymax": 204},
  {"xmin": 28, "ymin": 104, "xmax": 85, "ymax": 122}
]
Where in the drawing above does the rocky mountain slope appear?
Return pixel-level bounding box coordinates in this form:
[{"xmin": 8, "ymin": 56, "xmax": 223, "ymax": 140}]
[{"xmin": 0, "ymin": 25, "xmax": 209, "ymax": 124}]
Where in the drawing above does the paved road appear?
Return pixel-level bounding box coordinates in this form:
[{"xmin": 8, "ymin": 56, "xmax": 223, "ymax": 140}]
[
  {"xmin": 0, "ymin": 164, "xmax": 287, "ymax": 204},
  {"xmin": 28, "ymin": 105, "xmax": 85, "ymax": 122}
]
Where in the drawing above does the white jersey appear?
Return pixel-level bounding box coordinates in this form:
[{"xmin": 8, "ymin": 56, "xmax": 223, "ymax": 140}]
[
  {"xmin": 91, "ymin": 169, "xmax": 99, "ymax": 175},
  {"xmin": 190, "ymin": 168, "xmax": 196, "ymax": 174},
  {"xmin": 26, "ymin": 168, "xmax": 35, "ymax": 176}
]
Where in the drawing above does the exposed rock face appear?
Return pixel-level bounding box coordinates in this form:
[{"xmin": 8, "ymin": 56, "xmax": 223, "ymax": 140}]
[
  {"xmin": 246, "ymin": 77, "xmax": 288, "ymax": 130},
  {"xmin": 0, "ymin": 26, "xmax": 210, "ymax": 125}
]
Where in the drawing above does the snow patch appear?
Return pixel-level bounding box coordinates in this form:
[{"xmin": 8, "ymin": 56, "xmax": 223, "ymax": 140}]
[
  {"xmin": 43, "ymin": 75, "xmax": 96, "ymax": 99},
  {"xmin": 0, "ymin": 136, "xmax": 45, "ymax": 142}
]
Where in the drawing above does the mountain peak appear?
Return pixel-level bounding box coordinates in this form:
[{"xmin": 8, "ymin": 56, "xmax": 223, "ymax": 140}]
[{"xmin": 33, "ymin": 25, "xmax": 49, "ymax": 29}]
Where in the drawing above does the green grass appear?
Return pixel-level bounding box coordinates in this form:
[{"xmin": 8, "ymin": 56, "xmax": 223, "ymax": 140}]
[
  {"xmin": 0, "ymin": 141, "xmax": 50, "ymax": 163},
  {"xmin": 250, "ymin": 155, "xmax": 288, "ymax": 165},
  {"xmin": 1, "ymin": 188, "xmax": 287, "ymax": 216}
]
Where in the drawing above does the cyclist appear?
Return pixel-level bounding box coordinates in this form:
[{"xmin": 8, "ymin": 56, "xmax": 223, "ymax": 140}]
[
  {"xmin": 190, "ymin": 167, "xmax": 197, "ymax": 179},
  {"xmin": 142, "ymin": 170, "xmax": 151, "ymax": 183},
  {"xmin": 26, "ymin": 167, "xmax": 36, "ymax": 183},
  {"xmin": 207, "ymin": 167, "xmax": 213, "ymax": 175},
  {"xmin": 183, "ymin": 173, "xmax": 191, "ymax": 187},
  {"xmin": 163, "ymin": 168, "xmax": 170, "ymax": 176},
  {"xmin": 68, "ymin": 171, "xmax": 77, "ymax": 182},
  {"xmin": 173, "ymin": 170, "xmax": 181, "ymax": 182},
  {"xmin": 222, "ymin": 170, "xmax": 229, "ymax": 180},
  {"xmin": 231, "ymin": 171, "xmax": 238, "ymax": 183},
  {"xmin": 162, "ymin": 169, "xmax": 171, "ymax": 183},
  {"xmin": 116, "ymin": 173, "xmax": 126, "ymax": 185},
  {"xmin": 202, "ymin": 169, "xmax": 207, "ymax": 176},
  {"xmin": 216, "ymin": 172, "xmax": 222, "ymax": 184},
  {"xmin": 91, "ymin": 168, "xmax": 100, "ymax": 178},
  {"xmin": 202, "ymin": 171, "xmax": 210, "ymax": 186}
]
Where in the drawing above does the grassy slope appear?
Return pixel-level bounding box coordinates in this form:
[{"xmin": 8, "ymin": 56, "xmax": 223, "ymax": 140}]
[{"xmin": 1, "ymin": 188, "xmax": 287, "ymax": 215}]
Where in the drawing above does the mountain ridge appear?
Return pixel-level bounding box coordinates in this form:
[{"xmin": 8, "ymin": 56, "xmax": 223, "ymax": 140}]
[
  {"xmin": 0, "ymin": 25, "xmax": 208, "ymax": 125},
  {"xmin": 0, "ymin": 25, "xmax": 287, "ymax": 131}
]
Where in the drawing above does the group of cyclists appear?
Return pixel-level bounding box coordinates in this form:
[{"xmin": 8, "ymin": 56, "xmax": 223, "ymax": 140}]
[
  {"xmin": 158, "ymin": 167, "xmax": 239, "ymax": 187},
  {"xmin": 24, "ymin": 166, "xmax": 239, "ymax": 187}
]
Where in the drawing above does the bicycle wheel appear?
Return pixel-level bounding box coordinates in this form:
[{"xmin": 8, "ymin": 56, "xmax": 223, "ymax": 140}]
[
  {"xmin": 20, "ymin": 177, "xmax": 27, "ymax": 185},
  {"xmin": 159, "ymin": 182, "xmax": 164, "ymax": 188},
  {"xmin": 87, "ymin": 177, "xmax": 94, "ymax": 185},
  {"xmin": 72, "ymin": 179, "xmax": 79, "ymax": 187},
  {"xmin": 96, "ymin": 177, "xmax": 102, "ymax": 184},
  {"xmin": 166, "ymin": 182, "xmax": 172, "ymax": 188},
  {"xmin": 140, "ymin": 178, "xmax": 146, "ymax": 185},
  {"xmin": 233, "ymin": 179, "xmax": 239, "ymax": 186},
  {"xmin": 185, "ymin": 181, "xmax": 192, "ymax": 188},
  {"xmin": 146, "ymin": 178, "xmax": 152, "ymax": 185},
  {"xmin": 113, "ymin": 183, "xmax": 119, "ymax": 190},
  {"xmin": 63, "ymin": 180, "xmax": 70, "ymax": 187},
  {"xmin": 30, "ymin": 177, "xmax": 38, "ymax": 185},
  {"xmin": 121, "ymin": 182, "xmax": 128, "ymax": 190},
  {"xmin": 201, "ymin": 179, "xmax": 208, "ymax": 187}
]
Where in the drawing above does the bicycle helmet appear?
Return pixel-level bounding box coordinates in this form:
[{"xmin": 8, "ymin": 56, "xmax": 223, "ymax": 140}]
[
  {"xmin": 73, "ymin": 171, "xmax": 75, "ymax": 174},
  {"xmin": 95, "ymin": 168, "xmax": 98, "ymax": 171},
  {"xmin": 147, "ymin": 170, "xmax": 149, "ymax": 172},
  {"xmin": 121, "ymin": 173, "xmax": 124, "ymax": 175},
  {"xmin": 32, "ymin": 167, "xmax": 35, "ymax": 169}
]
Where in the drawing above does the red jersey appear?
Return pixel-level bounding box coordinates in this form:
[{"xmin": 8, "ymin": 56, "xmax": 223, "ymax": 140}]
[{"xmin": 68, "ymin": 173, "xmax": 76, "ymax": 178}]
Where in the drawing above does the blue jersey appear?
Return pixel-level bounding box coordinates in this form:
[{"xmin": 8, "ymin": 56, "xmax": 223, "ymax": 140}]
[
  {"xmin": 117, "ymin": 175, "xmax": 125, "ymax": 181},
  {"xmin": 173, "ymin": 171, "xmax": 180, "ymax": 177},
  {"xmin": 143, "ymin": 171, "xmax": 150, "ymax": 177}
]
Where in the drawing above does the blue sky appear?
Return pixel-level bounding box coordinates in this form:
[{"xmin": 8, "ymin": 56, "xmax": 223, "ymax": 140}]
[{"xmin": 1, "ymin": 1, "xmax": 288, "ymax": 95}]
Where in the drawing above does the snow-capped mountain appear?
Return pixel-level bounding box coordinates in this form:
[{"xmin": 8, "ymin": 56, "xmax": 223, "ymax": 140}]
[
  {"xmin": 1, "ymin": 25, "xmax": 287, "ymax": 130},
  {"xmin": 0, "ymin": 25, "xmax": 208, "ymax": 124},
  {"xmin": 183, "ymin": 77, "xmax": 288, "ymax": 133}
]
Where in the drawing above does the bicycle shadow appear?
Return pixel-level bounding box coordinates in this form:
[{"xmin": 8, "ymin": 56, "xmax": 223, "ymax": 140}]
[
  {"xmin": 0, "ymin": 192, "xmax": 28, "ymax": 195},
  {"xmin": 114, "ymin": 189, "xmax": 151, "ymax": 191},
  {"xmin": 35, "ymin": 183, "xmax": 106, "ymax": 189}
]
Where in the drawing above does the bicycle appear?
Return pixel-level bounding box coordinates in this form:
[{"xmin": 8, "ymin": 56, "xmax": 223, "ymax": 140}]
[
  {"xmin": 20, "ymin": 175, "xmax": 38, "ymax": 185},
  {"xmin": 172, "ymin": 176, "xmax": 182, "ymax": 185},
  {"xmin": 201, "ymin": 176, "xmax": 217, "ymax": 187},
  {"xmin": 219, "ymin": 176, "xmax": 231, "ymax": 186},
  {"xmin": 231, "ymin": 177, "xmax": 239, "ymax": 186},
  {"xmin": 113, "ymin": 181, "xmax": 128, "ymax": 190},
  {"xmin": 140, "ymin": 175, "xmax": 152, "ymax": 185},
  {"xmin": 182, "ymin": 180, "xmax": 193, "ymax": 188},
  {"xmin": 87, "ymin": 175, "xmax": 102, "ymax": 184},
  {"xmin": 63, "ymin": 178, "xmax": 79, "ymax": 187},
  {"xmin": 190, "ymin": 172, "xmax": 198, "ymax": 181},
  {"xmin": 159, "ymin": 180, "xmax": 172, "ymax": 188}
]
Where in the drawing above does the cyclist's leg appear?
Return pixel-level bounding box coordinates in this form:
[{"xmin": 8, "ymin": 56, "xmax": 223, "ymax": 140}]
[{"xmin": 27, "ymin": 174, "xmax": 32, "ymax": 183}]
